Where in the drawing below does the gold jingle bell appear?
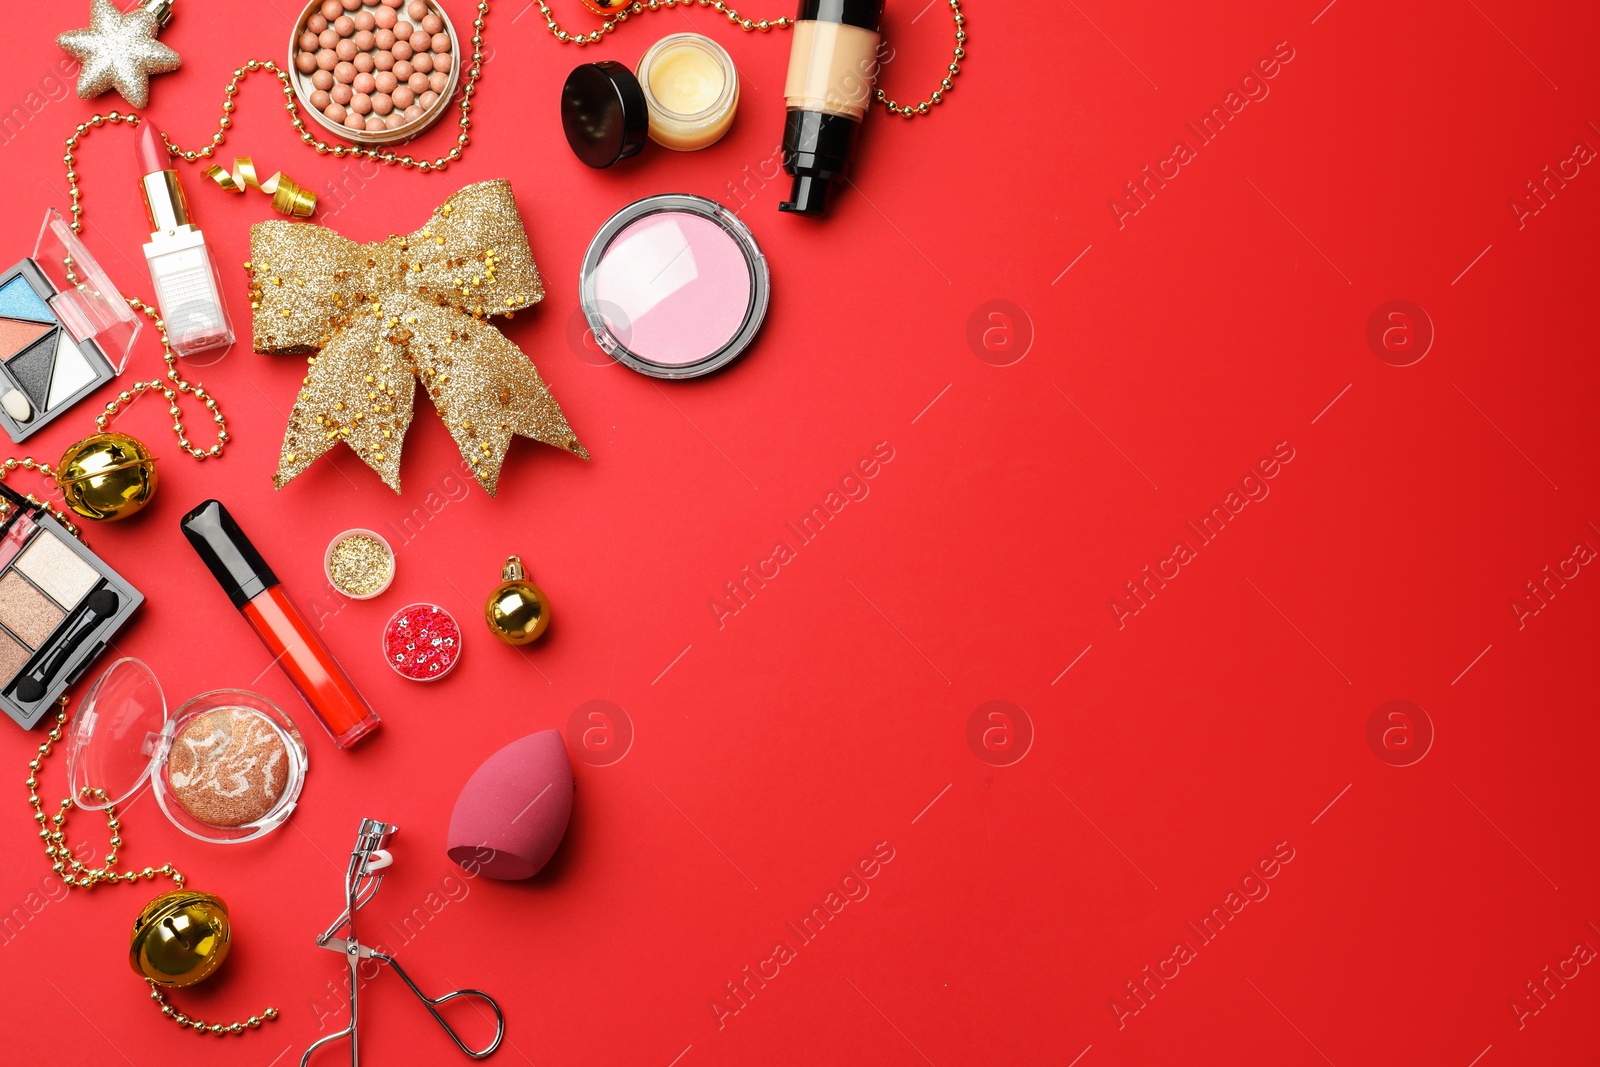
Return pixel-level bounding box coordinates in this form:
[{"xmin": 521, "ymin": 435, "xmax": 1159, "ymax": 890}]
[
  {"xmin": 56, "ymin": 432, "xmax": 158, "ymax": 521},
  {"xmin": 484, "ymin": 555, "xmax": 550, "ymax": 645},
  {"xmin": 129, "ymin": 890, "xmax": 231, "ymax": 987}
]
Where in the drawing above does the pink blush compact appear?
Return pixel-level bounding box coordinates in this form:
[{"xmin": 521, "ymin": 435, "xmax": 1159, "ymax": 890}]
[{"xmin": 580, "ymin": 195, "xmax": 769, "ymax": 378}]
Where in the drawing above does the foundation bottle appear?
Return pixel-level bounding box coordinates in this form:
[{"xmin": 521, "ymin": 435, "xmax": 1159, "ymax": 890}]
[{"xmin": 779, "ymin": 0, "xmax": 886, "ymax": 216}]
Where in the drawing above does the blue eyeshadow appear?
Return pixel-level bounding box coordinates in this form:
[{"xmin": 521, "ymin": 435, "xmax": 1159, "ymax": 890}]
[{"xmin": 0, "ymin": 277, "xmax": 53, "ymax": 325}]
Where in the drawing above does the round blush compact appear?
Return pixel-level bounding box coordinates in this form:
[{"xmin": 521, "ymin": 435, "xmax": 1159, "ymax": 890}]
[
  {"xmin": 67, "ymin": 660, "xmax": 308, "ymax": 845},
  {"xmin": 579, "ymin": 194, "xmax": 770, "ymax": 379}
]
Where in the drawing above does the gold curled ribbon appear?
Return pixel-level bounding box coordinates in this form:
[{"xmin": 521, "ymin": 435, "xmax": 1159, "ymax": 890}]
[
  {"xmin": 204, "ymin": 156, "xmax": 316, "ymax": 217},
  {"xmin": 249, "ymin": 179, "xmax": 588, "ymax": 496}
]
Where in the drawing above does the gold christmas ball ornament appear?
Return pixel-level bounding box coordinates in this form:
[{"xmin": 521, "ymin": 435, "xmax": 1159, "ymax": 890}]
[
  {"xmin": 56, "ymin": 432, "xmax": 158, "ymax": 521},
  {"xmin": 484, "ymin": 555, "xmax": 551, "ymax": 645},
  {"xmin": 129, "ymin": 889, "xmax": 232, "ymax": 987}
]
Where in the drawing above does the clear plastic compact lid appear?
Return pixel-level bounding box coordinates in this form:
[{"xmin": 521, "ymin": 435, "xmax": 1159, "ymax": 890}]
[
  {"xmin": 65, "ymin": 657, "xmax": 167, "ymax": 811},
  {"xmin": 32, "ymin": 208, "xmax": 141, "ymax": 372}
]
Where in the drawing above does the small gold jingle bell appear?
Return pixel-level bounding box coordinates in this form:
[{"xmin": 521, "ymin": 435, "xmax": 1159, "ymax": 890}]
[
  {"xmin": 56, "ymin": 432, "xmax": 158, "ymax": 521},
  {"xmin": 484, "ymin": 555, "xmax": 550, "ymax": 645},
  {"xmin": 129, "ymin": 890, "xmax": 231, "ymax": 987}
]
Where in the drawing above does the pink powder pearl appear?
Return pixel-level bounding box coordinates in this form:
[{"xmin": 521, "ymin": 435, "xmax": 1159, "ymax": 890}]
[
  {"xmin": 374, "ymin": 28, "xmax": 395, "ymax": 49},
  {"xmin": 341, "ymin": 0, "xmax": 361, "ymax": 10},
  {"xmin": 371, "ymin": 92, "xmax": 393, "ymax": 115},
  {"xmin": 431, "ymin": 33, "xmax": 451, "ymax": 55},
  {"xmin": 392, "ymin": 39, "xmax": 413, "ymax": 61},
  {"xmin": 407, "ymin": 0, "xmax": 426, "ymax": 18},
  {"xmin": 344, "ymin": 112, "xmax": 366, "ymax": 131},
  {"xmin": 334, "ymin": 61, "xmax": 357, "ymax": 84},
  {"xmin": 350, "ymin": 93, "xmax": 372, "ymax": 115},
  {"xmin": 353, "ymin": 52, "xmax": 374, "ymax": 73},
  {"xmin": 320, "ymin": 0, "xmax": 341, "ymax": 19},
  {"xmin": 403, "ymin": 103, "xmax": 424, "ymax": 121},
  {"xmin": 374, "ymin": 6, "xmax": 396, "ymax": 29},
  {"xmin": 374, "ymin": 70, "xmax": 398, "ymax": 93},
  {"xmin": 393, "ymin": 60, "xmax": 413, "ymax": 80},
  {"xmin": 392, "ymin": 21, "xmax": 412, "ymax": 39},
  {"xmin": 315, "ymin": 49, "xmax": 338, "ymax": 71},
  {"xmin": 333, "ymin": 14, "xmax": 355, "ymax": 35},
  {"xmin": 408, "ymin": 71, "xmax": 431, "ymax": 94},
  {"xmin": 330, "ymin": 83, "xmax": 353, "ymax": 104},
  {"xmin": 318, "ymin": 28, "xmax": 338, "ymax": 48},
  {"xmin": 381, "ymin": 0, "xmax": 402, "ymax": 8},
  {"xmin": 353, "ymin": 9, "xmax": 374, "ymax": 30},
  {"xmin": 391, "ymin": 84, "xmax": 414, "ymax": 107},
  {"xmin": 364, "ymin": 115, "xmax": 387, "ymax": 132},
  {"xmin": 411, "ymin": 52, "xmax": 433, "ymax": 74},
  {"xmin": 310, "ymin": 89, "xmax": 331, "ymax": 109},
  {"xmin": 298, "ymin": 31, "xmax": 319, "ymax": 51},
  {"xmin": 353, "ymin": 29, "xmax": 374, "ymax": 50},
  {"xmin": 421, "ymin": 13, "xmax": 443, "ymax": 34},
  {"xmin": 384, "ymin": 112, "xmax": 406, "ymax": 130},
  {"xmin": 295, "ymin": 52, "xmax": 318, "ymax": 74},
  {"xmin": 324, "ymin": 102, "xmax": 346, "ymax": 123},
  {"xmin": 353, "ymin": 71, "xmax": 376, "ymax": 93},
  {"xmin": 427, "ymin": 70, "xmax": 448, "ymax": 93},
  {"xmin": 307, "ymin": 13, "xmax": 328, "ymax": 32},
  {"xmin": 410, "ymin": 31, "xmax": 431, "ymax": 55},
  {"xmin": 335, "ymin": 38, "xmax": 358, "ymax": 61},
  {"xmin": 419, "ymin": 90, "xmax": 438, "ymax": 108},
  {"xmin": 373, "ymin": 50, "xmax": 395, "ymax": 71},
  {"xmin": 311, "ymin": 69, "xmax": 335, "ymax": 90},
  {"xmin": 433, "ymin": 53, "xmax": 452, "ymax": 73}
]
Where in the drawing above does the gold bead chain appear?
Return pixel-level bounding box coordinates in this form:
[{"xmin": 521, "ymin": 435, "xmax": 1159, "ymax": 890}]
[
  {"xmin": 25, "ymin": 702, "xmax": 280, "ymax": 1035},
  {"xmin": 534, "ymin": 0, "xmax": 967, "ymax": 118},
  {"xmin": 0, "ymin": 459, "xmax": 82, "ymax": 538}
]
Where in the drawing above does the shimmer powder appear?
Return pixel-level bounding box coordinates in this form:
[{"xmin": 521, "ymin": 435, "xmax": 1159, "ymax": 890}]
[
  {"xmin": 166, "ymin": 707, "xmax": 290, "ymax": 828},
  {"xmin": 325, "ymin": 529, "xmax": 395, "ymax": 599},
  {"xmin": 0, "ymin": 570, "xmax": 63, "ymax": 646},
  {"xmin": 16, "ymin": 531, "xmax": 98, "ymax": 608},
  {"xmin": 581, "ymin": 195, "xmax": 769, "ymax": 379}
]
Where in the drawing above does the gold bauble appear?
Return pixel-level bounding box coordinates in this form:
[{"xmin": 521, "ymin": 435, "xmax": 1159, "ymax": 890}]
[
  {"xmin": 56, "ymin": 432, "xmax": 158, "ymax": 521},
  {"xmin": 484, "ymin": 555, "xmax": 550, "ymax": 645},
  {"xmin": 129, "ymin": 890, "xmax": 231, "ymax": 987}
]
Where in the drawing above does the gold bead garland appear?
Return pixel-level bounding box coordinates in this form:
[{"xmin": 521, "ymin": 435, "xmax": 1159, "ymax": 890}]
[{"xmin": 24, "ymin": 701, "xmax": 280, "ymax": 1035}]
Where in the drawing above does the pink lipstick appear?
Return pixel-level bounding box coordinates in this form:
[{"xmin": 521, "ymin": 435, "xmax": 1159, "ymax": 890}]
[{"xmin": 135, "ymin": 121, "xmax": 232, "ymax": 358}]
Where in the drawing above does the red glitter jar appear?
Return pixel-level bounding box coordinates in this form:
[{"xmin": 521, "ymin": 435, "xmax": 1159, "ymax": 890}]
[{"xmin": 382, "ymin": 602, "xmax": 462, "ymax": 682}]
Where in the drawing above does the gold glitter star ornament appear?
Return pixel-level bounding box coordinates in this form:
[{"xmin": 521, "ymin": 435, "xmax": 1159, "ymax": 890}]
[
  {"xmin": 57, "ymin": 0, "xmax": 180, "ymax": 110},
  {"xmin": 250, "ymin": 180, "xmax": 590, "ymax": 496}
]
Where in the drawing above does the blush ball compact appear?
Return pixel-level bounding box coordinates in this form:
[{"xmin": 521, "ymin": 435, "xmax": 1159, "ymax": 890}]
[{"xmin": 579, "ymin": 194, "xmax": 770, "ymax": 379}]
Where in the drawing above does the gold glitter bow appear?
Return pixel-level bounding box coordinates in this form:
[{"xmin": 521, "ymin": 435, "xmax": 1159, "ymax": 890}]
[{"xmin": 249, "ymin": 180, "xmax": 588, "ymax": 495}]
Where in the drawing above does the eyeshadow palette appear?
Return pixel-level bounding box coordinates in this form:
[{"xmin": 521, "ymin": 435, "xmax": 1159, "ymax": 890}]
[
  {"xmin": 0, "ymin": 262, "xmax": 116, "ymax": 441},
  {"xmin": 0, "ymin": 483, "xmax": 142, "ymax": 729}
]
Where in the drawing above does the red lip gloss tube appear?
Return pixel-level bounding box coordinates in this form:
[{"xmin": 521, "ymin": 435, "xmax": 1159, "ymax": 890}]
[{"xmin": 181, "ymin": 500, "xmax": 381, "ymax": 749}]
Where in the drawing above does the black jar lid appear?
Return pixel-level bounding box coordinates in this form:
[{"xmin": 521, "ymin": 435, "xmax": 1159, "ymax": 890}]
[{"xmin": 560, "ymin": 61, "xmax": 649, "ymax": 169}]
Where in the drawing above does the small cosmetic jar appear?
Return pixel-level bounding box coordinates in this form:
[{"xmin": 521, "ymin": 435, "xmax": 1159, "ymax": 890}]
[
  {"xmin": 67, "ymin": 659, "xmax": 308, "ymax": 844},
  {"xmin": 288, "ymin": 0, "xmax": 461, "ymax": 145},
  {"xmin": 636, "ymin": 34, "xmax": 739, "ymax": 151},
  {"xmin": 383, "ymin": 602, "xmax": 462, "ymax": 682},
  {"xmin": 324, "ymin": 528, "xmax": 395, "ymax": 600},
  {"xmin": 560, "ymin": 33, "xmax": 739, "ymax": 167}
]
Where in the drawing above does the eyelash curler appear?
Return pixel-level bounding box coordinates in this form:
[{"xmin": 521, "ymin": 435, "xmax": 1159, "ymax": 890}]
[{"xmin": 301, "ymin": 818, "xmax": 506, "ymax": 1066}]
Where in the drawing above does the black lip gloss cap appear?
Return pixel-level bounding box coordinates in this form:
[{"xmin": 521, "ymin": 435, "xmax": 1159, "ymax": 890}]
[{"xmin": 180, "ymin": 499, "xmax": 278, "ymax": 609}]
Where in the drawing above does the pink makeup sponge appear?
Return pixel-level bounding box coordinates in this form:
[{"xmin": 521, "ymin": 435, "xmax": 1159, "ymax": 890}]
[{"xmin": 447, "ymin": 729, "xmax": 574, "ymax": 879}]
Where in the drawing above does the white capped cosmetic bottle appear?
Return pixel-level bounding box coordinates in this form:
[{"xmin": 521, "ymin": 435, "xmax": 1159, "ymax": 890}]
[{"xmin": 134, "ymin": 121, "xmax": 233, "ymax": 358}]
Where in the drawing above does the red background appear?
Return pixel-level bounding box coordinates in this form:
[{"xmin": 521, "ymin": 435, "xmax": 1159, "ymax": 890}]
[{"xmin": 2, "ymin": 0, "xmax": 1597, "ymax": 1064}]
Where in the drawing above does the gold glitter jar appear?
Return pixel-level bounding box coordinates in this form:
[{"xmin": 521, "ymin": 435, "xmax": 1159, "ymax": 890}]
[
  {"xmin": 324, "ymin": 528, "xmax": 395, "ymax": 599},
  {"xmin": 69, "ymin": 659, "xmax": 309, "ymax": 845}
]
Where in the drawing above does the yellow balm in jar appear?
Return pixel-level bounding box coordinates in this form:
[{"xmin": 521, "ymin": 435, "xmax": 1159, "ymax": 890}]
[{"xmin": 636, "ymin": 34, "xmax": 739, "ymax": 151}]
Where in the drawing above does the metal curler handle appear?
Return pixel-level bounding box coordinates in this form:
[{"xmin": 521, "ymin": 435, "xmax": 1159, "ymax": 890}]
[{"xmin": 374, "ymin": 951, "xmax": 506, "ymax": 1060}]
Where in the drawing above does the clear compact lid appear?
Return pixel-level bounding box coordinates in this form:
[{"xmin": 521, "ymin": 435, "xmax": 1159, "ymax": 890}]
[
  {"xmin": 65, "ymin": 657, "xmax": 166, "ymax": 811},
  {"xmin": 32, "ymin": 208, "xmax": 141, "ymax": 372}
]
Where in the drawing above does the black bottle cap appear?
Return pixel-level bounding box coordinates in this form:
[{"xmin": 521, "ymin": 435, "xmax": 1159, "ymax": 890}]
[
  {"xmin": 780, "ymin": 175, "xmax": 831, "ymax": 215},
  {"xmin": 795, "ymin": 0, "xmax": 884, "ymax": 31},
  {"xmin": 560, "ymin": 61, "xmax": 649, "ymax": 169},
  {"xmin": 180, "ymin": 499, "xmax": 278, "ymax": 609}
]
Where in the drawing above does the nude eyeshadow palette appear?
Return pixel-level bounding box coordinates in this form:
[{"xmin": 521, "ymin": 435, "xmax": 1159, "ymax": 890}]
[
  {"xmin": 0, "ymin": 483, "xmax": 142, "ymax": 729},
  {"xmin": 0, "ymin": 262, "xmax": 118, "ymax": 442}
]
